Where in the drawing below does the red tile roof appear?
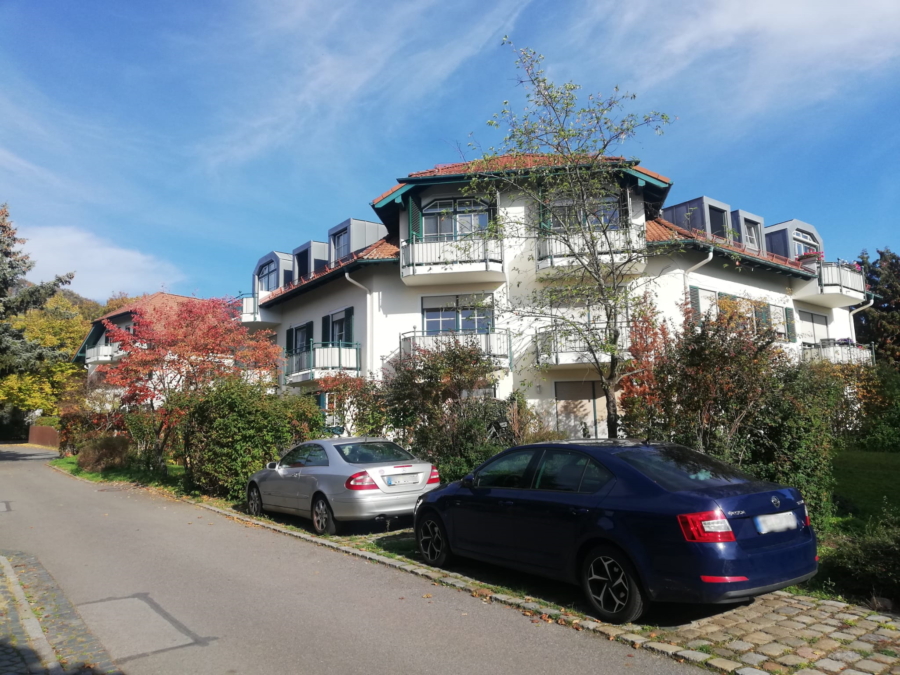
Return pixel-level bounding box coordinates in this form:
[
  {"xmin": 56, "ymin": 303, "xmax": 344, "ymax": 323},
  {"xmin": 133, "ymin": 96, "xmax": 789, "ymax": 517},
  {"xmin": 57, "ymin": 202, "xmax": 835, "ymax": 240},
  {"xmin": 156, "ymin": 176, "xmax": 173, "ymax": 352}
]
[
  {"xmin": 646, "ymin": 218, "xmax": 811, "ymax": 273},
  {"xmin": 94, "ymin": 292, "xmax": 202, "ymax": 324},
  {"xmin": 260, "ymin": 236, "xmax": 399, "ymax": 306},
  {"xmin": 371, "ymin": 182, "xmax": 407, "ymax": 205}
]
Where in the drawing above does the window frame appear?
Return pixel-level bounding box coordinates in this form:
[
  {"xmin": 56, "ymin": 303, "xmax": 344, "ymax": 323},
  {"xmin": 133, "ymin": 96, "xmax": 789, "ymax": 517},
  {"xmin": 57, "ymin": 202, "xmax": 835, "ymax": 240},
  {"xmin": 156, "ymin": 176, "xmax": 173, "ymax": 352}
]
[
  {"xmin": 422, "ymin": 294, "xmax": 494, "ymax": 335},
  {"xmin": 421, "ymin": 198, "xmax": 491, "ymax": 241},
  {"xmin": 332, "ymin": 229, "xmax": 350, "ymax": 261},
  {"xmin": 258, "ymin": 260, "xmax": 278, "ymax": 292},
  {"xmin": 744, "ymin": 220, "xmax": 760, "ymax": 248},
  {"xmin": 473, "ymin": 449, "xmax": 540, "ymax": 489}
]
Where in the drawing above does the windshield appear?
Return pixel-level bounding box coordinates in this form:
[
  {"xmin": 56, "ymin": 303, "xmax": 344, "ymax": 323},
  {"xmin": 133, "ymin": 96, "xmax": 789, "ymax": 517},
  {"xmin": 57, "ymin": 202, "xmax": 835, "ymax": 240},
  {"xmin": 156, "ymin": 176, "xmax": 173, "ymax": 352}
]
[
  {"xmin": 616, "ymin": 445, "xmax": 752, "ymax": 492},
  {"xmin": 334, "ymin": 441, "xmax": 416, "ymax": 464}
]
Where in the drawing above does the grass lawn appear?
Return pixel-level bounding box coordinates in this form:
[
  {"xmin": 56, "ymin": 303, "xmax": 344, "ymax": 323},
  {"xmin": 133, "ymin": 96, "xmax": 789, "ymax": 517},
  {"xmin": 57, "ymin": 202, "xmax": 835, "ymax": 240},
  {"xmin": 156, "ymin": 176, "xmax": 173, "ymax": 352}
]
[
  {"xmin": 832, "ymin": 450, "xmax": 900, "ymax": 521},
  {"xmin": 50, "ymin": 456, "xmax": 186, "ymax": 492}
]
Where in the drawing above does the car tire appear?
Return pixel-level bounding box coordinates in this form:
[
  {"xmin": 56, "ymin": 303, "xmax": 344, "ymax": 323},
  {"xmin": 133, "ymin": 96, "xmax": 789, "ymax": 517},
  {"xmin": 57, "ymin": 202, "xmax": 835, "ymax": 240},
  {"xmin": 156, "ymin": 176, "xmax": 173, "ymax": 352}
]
[
  {"xmin": 311, "ymin": 495, "xmax": 340, "ymax": 535},
  {"xmin": 581, "ymin": 545, "xmax": 646, "ymax": 624},
  {"xmin": 416, "ymin": 511, "xmax": 452, "ymax": 568},
  {"xmin": 247, "ymin": 484, "xmax": 264, "ymax": 517}
]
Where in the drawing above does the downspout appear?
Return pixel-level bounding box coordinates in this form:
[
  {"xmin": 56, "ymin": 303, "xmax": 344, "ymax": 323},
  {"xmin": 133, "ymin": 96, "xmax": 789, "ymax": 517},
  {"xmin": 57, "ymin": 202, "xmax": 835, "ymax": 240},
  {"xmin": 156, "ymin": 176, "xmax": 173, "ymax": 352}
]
[
  {"xmin": 849, "ymin": 297, "xmax": 874, "ymax": 344},
  {"xmin": 345, "ymin": 272, "xmax": 373, "ymax": 376},
  {"xmin": 683, "ymin": 247, "xmax": 714, "ymax": 295}
]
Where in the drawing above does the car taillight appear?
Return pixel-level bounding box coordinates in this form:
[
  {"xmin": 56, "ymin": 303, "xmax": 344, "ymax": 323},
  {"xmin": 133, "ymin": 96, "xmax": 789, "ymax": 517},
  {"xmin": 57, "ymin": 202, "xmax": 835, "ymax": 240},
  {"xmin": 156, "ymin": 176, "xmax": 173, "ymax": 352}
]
[
  {"xmin": 803, "ymin": 505, "xmax": 810, "ymax": 527},
  {"xmin": 678, "ymin": 510, "xmax": 735, "ymax": 543},
  {"xmin": 426, "ymin": 466, "xmax": 440, "ymax": 485},
  {"xmin": 345, "ymin": 471, "xmax": 378, "ymax": 490}
]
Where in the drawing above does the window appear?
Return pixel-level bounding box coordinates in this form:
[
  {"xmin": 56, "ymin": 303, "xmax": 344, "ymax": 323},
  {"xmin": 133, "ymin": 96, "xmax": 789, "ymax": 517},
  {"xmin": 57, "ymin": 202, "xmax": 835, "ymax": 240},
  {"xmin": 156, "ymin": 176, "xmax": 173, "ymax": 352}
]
[
  {"xmin": 533, "ymin": 450, "xmax": 588, "ymax": 492},
  {"xmin": 580, "ymin": 460, "xmax": 615, "ymax": 494},
  {"xmin": 709, "ymin": 207, "xmax": 728, "ymax": 238},
  {"xmin": 334, "ymin": 441, "xmax": 415, "ymax": 464},
  {"xmin": 279, "ymin": 446, "xmax": 307, "ymax": 468},
  {"xmin": 475, "ymin": 450, "xmax": 536, "ymax": 489},
  {"xmin": 333, "ymin": 229, "xmax": 350, "ymax": 260},
  {"xmin": 303, "ymin": 445, "xmax": 329, "ymax": 467},
  {"xmin": 422, "ymin": 198, "xmax": 489, "ymax": 240},
  {"xmin": 258, "ymin": 261, "xmax": 277, "ymax": 292},
  {"xmin": 289, "ymin": 322, "xmax": 313, "ymax": 353},
  {"xmin": 793, "ymin": 230, "xmax": 818, "ymax": 258},
  {"xmin": 798, "ymin": 310, "xmax": 829, "ymax": 344},
  {"xmin": 795, "ymin": 241, "xmax": 818, "ymax": 257},
  {"xmin": 322, "ymin": 308, "xmax": 353, "ymax": 344},
  {"xmin": 550, "ymin": 196, "xmax": 627, "ymax": 231},
  {"xmin": 423, "ymin": 294, "xmax": 493, "ymax": 335},
  {"xmin": 745, "ymin": 220, "xmax": 760, "ymax": 248},
  {"xmin": 698, "ymin": 288, "xmax": 718, "ymax": 320},
  {"xmin": 617, "ymin": 445, "xmax": 752, "ymax": 492},
  {"xmin": 770, "ymin": 305, "xmax": 786, "ymax": 340}
]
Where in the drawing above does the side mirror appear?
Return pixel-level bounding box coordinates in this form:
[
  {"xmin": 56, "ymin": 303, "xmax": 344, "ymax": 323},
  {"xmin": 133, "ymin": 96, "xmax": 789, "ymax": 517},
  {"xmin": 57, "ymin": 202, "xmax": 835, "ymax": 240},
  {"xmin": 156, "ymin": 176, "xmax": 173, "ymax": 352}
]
[
  {"xmin": 267, "ymin": 462, "xmax": 277, "ymax": 470},
  {"xmin": 461, "ymin": 474, "xmax": 475, "ymax": 489}
]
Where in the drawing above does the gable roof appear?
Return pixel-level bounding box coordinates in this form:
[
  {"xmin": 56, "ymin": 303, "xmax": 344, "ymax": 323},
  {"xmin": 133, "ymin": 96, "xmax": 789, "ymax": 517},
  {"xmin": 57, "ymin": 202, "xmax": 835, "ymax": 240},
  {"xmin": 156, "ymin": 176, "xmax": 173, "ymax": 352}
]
[
  {"xmin": 93, "ymin": 292, "xmax": 200, "ymax": 324},
  {"xmin": 260, "ymin": 236, "xmax": 400, "ymax": 308},
  {"xmin": 646, "ymin": 217, "xmax": 815, "ymax": 278}
]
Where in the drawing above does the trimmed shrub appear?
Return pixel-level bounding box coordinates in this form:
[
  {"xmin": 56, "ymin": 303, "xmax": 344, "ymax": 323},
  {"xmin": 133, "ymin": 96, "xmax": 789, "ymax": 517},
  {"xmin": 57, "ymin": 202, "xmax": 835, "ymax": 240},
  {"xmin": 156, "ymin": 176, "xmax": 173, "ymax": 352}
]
[
  {"xmin": 855, "ymin": 365, "xmax": 900, "ymax": 453},
  {"xmin": 76, "ymin": 435, "xmax": 130, "ymax": 472},
  {"xmin": 33, "ymin": 416, "xmax": 60, "ymax": 429}
]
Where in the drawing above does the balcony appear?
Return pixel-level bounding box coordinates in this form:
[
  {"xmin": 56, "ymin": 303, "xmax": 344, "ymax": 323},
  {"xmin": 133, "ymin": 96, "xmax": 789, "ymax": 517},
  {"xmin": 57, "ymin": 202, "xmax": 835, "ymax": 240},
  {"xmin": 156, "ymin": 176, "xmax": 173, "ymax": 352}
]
[
  {"xmin": 536, "ymin": 228, "xmax": 646, "ymax": 274},
  {"xmin": 283, "ymin": 342, "xmax": 361, "ymax": 385},
  {"xmin": 800, "ymin": 342, "xmax": 875, "ymax": 366},
  {"xmin": 85, "ymin": 343, "xmax": 122, "ymax": 364},
  {"xmin": 400, "ymin": 236, "xmax": 504, "ymax": 286},
  {"xmin": 535, "ymin": 325, "xmax": 630, "ymax": 367},
  {"xmin": 400, "ymin": 330, "xmax": 511, "ymax": 362},
  {"xmin": 792, "ymin": 262, "xmax": 867, "ymax": 308},
  {"xmin": 238, "ymin": 294, "xmax": 279, "ymax": 328}
]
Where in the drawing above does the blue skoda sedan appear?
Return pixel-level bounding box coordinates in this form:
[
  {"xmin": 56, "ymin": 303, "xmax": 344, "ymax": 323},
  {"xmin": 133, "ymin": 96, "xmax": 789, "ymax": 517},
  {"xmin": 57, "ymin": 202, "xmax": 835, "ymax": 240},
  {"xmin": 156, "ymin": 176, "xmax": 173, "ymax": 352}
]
[{"xmin": 414, "ymin": 440, "xmax": 817, "ymax": 624}]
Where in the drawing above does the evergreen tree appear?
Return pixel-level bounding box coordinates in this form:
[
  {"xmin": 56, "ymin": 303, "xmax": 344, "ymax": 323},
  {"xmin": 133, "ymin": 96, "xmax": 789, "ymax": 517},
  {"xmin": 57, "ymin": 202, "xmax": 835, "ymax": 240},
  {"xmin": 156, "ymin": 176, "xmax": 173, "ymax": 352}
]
[
  {"xmin": 856, "ymin": 248, "xmax": 900, "ymax": 368},
  {"xmin": 0, "ymin": 204, "xmax": 74, "ymax": 376}
]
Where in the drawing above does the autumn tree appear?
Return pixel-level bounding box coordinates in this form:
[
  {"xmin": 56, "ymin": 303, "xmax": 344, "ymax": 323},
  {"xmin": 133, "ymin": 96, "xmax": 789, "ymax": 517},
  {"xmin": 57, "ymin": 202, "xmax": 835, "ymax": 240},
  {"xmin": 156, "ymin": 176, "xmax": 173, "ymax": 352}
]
[
  {"xmin": 100, "ymin": 297, "xmax": 282, "ymax": 470},
  {"xmin": 465, "ymin": 44, "xmax": 671, "ymax": 438},
  {"xmin": 0, "ymin": 204, "xmax": 74, "ymax": 376},
  {"xmin": 856, "ymin": 248, "xmax": 900, "ymax": 368}
]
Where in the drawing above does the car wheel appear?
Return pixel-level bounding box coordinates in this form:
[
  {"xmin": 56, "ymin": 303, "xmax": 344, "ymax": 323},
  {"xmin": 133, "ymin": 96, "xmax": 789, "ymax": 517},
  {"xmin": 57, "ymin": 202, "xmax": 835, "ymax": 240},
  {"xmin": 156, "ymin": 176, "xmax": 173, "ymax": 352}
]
[
  {"xmin": 416, "ymin": 512, "xmax": 452, "ymax": 567},
  {"xmin": 247, "ymin": 484, "xmax": 264, "ymax": 517},
  {"xmin": 311, "ymin": 495, "xmax": 340, "ymax": 535},
  {"xmin": 581, "ymin": 545, "xmax": 645, "ymax": 624}
]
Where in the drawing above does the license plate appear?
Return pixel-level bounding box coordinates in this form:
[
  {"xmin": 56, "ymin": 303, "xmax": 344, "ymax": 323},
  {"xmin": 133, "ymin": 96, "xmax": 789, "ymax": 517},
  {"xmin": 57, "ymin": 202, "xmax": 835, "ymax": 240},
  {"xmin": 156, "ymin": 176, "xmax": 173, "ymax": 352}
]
[
  {"xmin": 385, "ymin": 475, "xmax": 417, "ymax": 486},
  {"xmin": 755, "ymin": 512, "xmax": 798, "ymax": 534}
]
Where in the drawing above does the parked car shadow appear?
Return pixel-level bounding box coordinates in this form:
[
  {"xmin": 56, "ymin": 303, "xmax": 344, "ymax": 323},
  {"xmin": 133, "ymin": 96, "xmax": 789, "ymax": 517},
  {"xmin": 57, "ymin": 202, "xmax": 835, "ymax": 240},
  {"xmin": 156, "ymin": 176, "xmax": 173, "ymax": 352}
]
[{"xmin": 0, "ymin": 445, "xmax": 57, "ymax": 462}]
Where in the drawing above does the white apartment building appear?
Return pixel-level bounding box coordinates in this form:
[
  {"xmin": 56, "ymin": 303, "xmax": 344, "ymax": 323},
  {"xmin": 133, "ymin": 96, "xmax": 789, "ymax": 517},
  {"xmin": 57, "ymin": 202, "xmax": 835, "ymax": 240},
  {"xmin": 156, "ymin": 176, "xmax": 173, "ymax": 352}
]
[{"xmin": 240, "ymin": 159, "xmax": 874, "ymax": 438}]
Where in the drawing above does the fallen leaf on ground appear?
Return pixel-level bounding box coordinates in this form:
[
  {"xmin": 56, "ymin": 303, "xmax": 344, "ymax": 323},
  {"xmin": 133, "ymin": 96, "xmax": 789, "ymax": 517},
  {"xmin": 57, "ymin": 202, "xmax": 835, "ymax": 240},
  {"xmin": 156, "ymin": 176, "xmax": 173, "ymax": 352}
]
[{"xmin": 422, "ymin": 594, "xmax": 432, "ymax": 598}]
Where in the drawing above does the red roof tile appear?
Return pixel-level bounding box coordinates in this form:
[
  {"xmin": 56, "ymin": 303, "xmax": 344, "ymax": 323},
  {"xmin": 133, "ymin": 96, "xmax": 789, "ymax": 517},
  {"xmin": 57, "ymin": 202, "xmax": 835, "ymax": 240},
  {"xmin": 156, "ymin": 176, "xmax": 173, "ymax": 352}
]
[
  {"xmin": 260, "ymin": 236, "xmax": 399, "ymax": 306},
  {"xmin": 370, "ymin": 182, "xmax": 407, "ymax": 205},
  {"xmin": 94, "ymin": 292, "xmax": 202, "ymax": 324}
]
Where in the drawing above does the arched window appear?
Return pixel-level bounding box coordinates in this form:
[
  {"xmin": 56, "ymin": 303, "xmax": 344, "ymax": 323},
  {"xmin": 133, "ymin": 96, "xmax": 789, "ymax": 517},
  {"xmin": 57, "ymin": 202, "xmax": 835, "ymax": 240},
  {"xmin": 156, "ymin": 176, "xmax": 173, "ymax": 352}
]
[{"xmin": 258, "ymin": 261, "xmax": 277, "ymax": 292}]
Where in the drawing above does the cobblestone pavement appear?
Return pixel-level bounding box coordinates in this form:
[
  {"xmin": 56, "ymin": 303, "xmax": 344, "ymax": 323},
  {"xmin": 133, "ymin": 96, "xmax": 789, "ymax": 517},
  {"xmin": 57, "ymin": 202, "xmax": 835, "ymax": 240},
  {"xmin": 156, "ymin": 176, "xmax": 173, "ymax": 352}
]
[{"xmin": 0, "ymin": 551, "xmax": 121, "ymax": 675}]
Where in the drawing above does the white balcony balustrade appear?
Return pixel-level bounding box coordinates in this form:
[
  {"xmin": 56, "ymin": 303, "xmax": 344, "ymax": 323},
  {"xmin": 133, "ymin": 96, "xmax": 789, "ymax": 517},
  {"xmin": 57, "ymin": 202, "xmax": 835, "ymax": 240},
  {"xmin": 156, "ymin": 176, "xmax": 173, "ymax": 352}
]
[
  {"xmin": 535, "ymin": 325, "xmax": 631, "ymax": 367},
  {"xmin": 792, "ymin": 262, "xmax": 867, "ymax": 308},
  {"xmin": 536, "ymin": 228, "xmax": 646, "ymax": 274},
  {"xmin": 400, "ymin": 236, "xmax": 504, "ymax": 286},
  {"xmin": 283, "ymin": 342, "xmax": 361, "ymax": 385},
  {"xmin": 800, "ymin": 342, "xmax": 875, "ymax": 367}
]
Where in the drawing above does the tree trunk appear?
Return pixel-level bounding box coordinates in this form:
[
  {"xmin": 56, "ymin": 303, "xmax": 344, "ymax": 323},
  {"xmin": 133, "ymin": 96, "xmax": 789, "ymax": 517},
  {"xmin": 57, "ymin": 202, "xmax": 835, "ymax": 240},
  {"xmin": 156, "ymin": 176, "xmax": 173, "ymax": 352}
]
[{"xmin": 605, "ymin": 384, "xmax": 619, "ymax": 439}]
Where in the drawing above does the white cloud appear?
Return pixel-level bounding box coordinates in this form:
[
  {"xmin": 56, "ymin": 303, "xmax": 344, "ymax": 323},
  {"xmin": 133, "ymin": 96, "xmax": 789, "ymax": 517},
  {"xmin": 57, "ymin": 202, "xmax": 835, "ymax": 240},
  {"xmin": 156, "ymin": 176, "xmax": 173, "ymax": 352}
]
[{"xmin": 20, "ymin": 226, "xmax": 186, "ymax": 301}]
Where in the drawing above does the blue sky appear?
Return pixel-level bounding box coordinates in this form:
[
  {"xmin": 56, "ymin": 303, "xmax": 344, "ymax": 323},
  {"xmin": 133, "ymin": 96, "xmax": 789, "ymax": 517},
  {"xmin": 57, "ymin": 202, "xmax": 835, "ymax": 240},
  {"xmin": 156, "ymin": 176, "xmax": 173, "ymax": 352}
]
[{"xmin": 1, "ymin": 0, "xmax": 899, "ymax": 301}]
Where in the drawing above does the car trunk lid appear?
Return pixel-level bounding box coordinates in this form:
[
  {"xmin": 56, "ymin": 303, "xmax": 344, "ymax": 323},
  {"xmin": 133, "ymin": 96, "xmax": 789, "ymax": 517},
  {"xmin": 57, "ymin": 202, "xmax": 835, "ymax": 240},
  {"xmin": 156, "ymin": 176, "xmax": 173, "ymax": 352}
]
[{"xmin": 363, "ymin": 461, "xmax": 433, "ymax": 493}]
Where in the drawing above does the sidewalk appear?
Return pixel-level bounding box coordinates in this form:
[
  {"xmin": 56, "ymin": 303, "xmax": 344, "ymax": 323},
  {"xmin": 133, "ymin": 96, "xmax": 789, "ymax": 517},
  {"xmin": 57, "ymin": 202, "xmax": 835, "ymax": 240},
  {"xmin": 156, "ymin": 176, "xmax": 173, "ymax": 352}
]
[{"xmin": 0, "ymin": 551, "xmax": 120, "ymax": 675}]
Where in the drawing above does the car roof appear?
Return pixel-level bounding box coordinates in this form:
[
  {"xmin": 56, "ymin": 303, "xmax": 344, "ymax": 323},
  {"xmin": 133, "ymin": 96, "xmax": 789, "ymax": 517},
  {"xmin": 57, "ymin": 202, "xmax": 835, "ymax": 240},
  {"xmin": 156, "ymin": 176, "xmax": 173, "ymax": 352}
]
[
  {"xmin": 312, "ymin": 437, "xmax": 393, "ymax": 444},
  {"xmin": 525, "ymin": 438, "xmax": 672, "ymax": 455}
]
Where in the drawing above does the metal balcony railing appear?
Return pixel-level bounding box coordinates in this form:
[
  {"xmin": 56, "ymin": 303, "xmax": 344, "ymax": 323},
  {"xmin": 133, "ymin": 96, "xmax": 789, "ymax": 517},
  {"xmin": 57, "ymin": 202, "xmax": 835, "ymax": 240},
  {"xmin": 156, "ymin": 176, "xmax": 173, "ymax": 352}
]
[
  {"xmin": 85, "ymin": 343, "xmax": 122, "ymax": 362},
  {"xmin": 535, "ymin": 325, "xmax": 631, "ymax": 365},
  {"xmin": 284, "ymin": 342, "xmax": 361, "ymax": 377},
  {"xmin": 238, "ymin": 294, "xmax": 258, "ymax": 316},
  {"xmin": 818, "ymin": 262, "xmax": 865, "ymax": 294},
  {"xmin": 536, "ymin": 228, "xmax": 644, "ymax": 263},
  {"xmin": 399, "ymin": 330, "xmax": 511, "ymax": 361},
  {"xmin": 800, "ymin": 342, "xmax": 874, "ymax": 366},
  {"xmin": 401, "ymin": 236, "xmax": 503, "ymax": 270}
]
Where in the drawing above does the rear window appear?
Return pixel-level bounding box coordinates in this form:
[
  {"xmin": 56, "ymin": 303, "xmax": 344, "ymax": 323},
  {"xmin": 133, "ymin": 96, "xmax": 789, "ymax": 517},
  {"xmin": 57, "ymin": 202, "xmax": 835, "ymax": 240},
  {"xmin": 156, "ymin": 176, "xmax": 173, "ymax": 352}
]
[
  {"xmin": 616, "ymin": 445, "xmax": 752, "ymax": 492},
  {"xmin": 334, "ymin": 441, "xmax": 415, "ymax": 464}
]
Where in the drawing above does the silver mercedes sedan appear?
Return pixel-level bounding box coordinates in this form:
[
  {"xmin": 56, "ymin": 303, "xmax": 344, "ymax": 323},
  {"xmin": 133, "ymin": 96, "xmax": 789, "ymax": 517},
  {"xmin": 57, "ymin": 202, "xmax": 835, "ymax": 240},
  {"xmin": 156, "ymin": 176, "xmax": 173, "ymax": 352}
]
[{"xmin": 246, "ymin": 437, "xmax": 441, "ymax": 535}]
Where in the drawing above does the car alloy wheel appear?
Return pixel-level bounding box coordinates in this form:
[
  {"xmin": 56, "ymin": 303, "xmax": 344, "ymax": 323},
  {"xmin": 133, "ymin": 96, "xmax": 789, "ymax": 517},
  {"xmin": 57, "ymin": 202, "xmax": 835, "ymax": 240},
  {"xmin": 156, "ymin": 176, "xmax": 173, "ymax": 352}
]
[
  {"xmin": 581, "ymin": 545, "xmax": 645, "ymax": 624},
  {"xmin": 416, "ymin": 513, "xmax": 451, "ymax": 567},
  {"xmin": 247, "ymin": 485, "xmax": 263, "ymax": 517},
  {"xmin": 312, "ymin": 496, "xmax": 338, "ymax": 535}
]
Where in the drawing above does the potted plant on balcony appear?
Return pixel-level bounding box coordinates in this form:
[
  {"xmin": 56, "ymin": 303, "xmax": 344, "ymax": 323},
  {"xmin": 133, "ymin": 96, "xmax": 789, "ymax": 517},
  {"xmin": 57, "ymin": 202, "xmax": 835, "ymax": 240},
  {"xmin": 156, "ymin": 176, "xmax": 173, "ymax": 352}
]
[{"xmin": 796, "ymin": 250, "xmax": 824, "ymax": 262}]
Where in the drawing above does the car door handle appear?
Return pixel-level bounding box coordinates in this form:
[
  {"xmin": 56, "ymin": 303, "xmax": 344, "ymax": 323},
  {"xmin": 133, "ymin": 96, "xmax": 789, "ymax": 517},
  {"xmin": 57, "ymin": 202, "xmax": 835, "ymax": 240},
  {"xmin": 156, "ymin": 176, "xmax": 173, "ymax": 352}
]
[
  {"xmin": 569, "ymin": 508, "xmax": 590, "ymax": 516},
  {"xmin": 498, "ymin": 500, "xmax": 514, "ymax": 507}
]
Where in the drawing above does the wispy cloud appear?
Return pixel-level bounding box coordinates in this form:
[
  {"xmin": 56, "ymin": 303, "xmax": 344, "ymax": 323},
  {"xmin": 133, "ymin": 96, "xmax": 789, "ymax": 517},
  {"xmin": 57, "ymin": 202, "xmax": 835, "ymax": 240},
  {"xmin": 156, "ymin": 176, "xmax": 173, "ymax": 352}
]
[{"xmin": 20, "ymin": 226, "xmax": 185, "ymax": 301}]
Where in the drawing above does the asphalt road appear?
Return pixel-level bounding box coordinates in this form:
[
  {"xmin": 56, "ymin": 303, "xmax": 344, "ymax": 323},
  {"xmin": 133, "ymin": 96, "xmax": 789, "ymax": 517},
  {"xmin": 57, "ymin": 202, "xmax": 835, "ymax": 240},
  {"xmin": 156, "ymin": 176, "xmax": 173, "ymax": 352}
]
[{"xmin": 0, "ymin": 445, "xmax": 704, "ymax": 675}]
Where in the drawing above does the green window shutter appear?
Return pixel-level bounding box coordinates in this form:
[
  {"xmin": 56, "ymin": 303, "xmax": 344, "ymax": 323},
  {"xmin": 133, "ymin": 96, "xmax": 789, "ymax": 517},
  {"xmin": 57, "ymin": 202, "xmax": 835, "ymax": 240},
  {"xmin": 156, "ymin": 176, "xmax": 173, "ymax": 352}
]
[
  {"xmin": 407, "ymin": 195, "xmax": 422, "ymax": 241},
  {"xmin": 344, "ymin": 306, "xmax": 354, "ymax": 343},
  {"xmin": 317, "ymin": 393, "xmax": 326, "ymax": 410},
  {"xmin": 322, "ymin": 315, "xmax": 331, "ymax": 343},
  {"xmin": 285, "ymin": 327, "xmax": 295, "ymax": 353},
  {"xmin": 785, "ymin": 307, "xmax": 797, "ymax": 343},
  {"xmin": 755, "ymin": 304, "xmax": 771, "ymax": 328},
  {"xmin": 304, "ymin": 321, "xmax": 314, "ymax": 349},
  {"xmin": 689, "ymin": 286, "xmax": 701, "ymax": 323}
]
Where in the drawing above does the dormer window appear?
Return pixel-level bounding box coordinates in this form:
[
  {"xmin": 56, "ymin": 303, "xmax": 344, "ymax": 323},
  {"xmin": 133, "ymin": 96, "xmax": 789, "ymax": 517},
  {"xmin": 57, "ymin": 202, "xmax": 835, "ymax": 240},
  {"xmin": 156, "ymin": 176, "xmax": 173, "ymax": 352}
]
[
  {"xmin": 793, "ymin": 230, "xmax": 818, "ymax": 257},
  {"xmin": 709, "ymin": 207, "xmax": 728, "ymax": 238},
  {"xmin": 258, "ymin": 261, "xmax": 277, "ymax": 292},
  {"xmin": 745, "ymin": 220, "xmax": 761, "ymax": 249},
  {"xmin": 422, "ymin": 199, "xmax": 489, "ymax": 240},
  {"xmin": 333, "ymin": 229, "xmax": 350, "ymax": 261}
]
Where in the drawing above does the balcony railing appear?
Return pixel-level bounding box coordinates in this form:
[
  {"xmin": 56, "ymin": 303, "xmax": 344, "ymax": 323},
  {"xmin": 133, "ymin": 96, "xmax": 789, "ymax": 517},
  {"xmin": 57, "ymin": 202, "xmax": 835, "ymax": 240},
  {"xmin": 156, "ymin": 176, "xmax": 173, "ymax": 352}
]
[
  {"xmin": 285, "ymin": 342, "xmax": 361, "ymax": 379},
  {"xmin": 400, "ymin": 330, "xmax": 511, "ymax": 361},
  {"xmin": 819, "ymin": 262, "xmax": 865, "ymax": 294},
  {"xmin": 400, "ymin": 236, "xmax": 503, "ymax": 270},
  {"xmin": 239, "ymin": 294, "xmax": 257, "ymax": 316},
  {"xmin": 85, "ymin": 343, "xmax": 122, "ymax": 362},
  {"xmin": 800, "ymin": 342, "xmax": 874, "ymax": 366},
  {"xmin": 535, "ymin": 325, "xmax": 631, "ymax": 365}
]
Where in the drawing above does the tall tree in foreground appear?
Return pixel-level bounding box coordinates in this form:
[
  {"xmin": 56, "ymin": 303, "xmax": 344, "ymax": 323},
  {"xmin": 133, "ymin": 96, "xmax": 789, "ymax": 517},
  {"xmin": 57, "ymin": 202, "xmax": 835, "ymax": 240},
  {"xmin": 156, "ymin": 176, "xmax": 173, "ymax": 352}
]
[
  {"xmin": 856, "ymin": 248, "xmax": 900, "ymax": 368},
  {"xmin": 0, "ymin": 204, "xmax": 74, "ymax": 376},
  {"xmin": 466, "ymin": 44, "xmax": 671, "ymax": 437}
]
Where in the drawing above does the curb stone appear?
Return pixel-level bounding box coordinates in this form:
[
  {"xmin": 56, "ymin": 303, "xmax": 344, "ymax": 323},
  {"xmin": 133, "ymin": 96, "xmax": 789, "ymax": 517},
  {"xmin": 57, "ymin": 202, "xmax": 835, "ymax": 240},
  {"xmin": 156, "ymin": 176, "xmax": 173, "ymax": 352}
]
[{"xmin": 46, "ymin": 460, "xmax": 900, "ymax": 675}]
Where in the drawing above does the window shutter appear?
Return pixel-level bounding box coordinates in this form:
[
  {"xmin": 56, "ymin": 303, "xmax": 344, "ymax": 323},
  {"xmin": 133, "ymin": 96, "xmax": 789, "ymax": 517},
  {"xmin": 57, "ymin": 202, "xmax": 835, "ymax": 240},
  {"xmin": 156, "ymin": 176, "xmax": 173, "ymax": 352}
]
[
  {"xmin": 755, "ymin": 304, "xmax": 771, "ymax": 328},
  {"xmin": 407, "ymin": 195, "xmax": 422, "ymax": 241},
  {"xmin": 285, "ymin": 327, "xmax": 294, "ymax": 354},
  {"xmin": 689, "ymin": 286, "xmax": 701, "ymax": 323},
  {"xmin": 322, "ymin": 315, "xmax": 331, "ymax": 344},
  {"xmin": 304, "ymin": 321, "xmax": 314, "ymax": 349},
  {"xmin": 785, "ymin": 307, "xmax": 797, "ymax": 343},
  {"xmin": 344, "ymin": 306, "xmax": 354, "ymax": 343}
]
